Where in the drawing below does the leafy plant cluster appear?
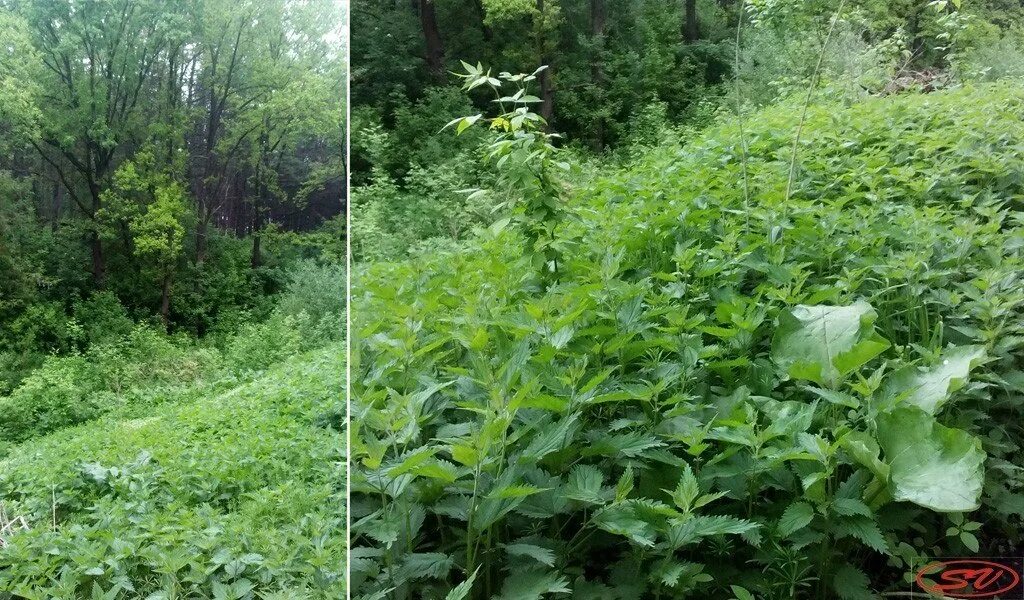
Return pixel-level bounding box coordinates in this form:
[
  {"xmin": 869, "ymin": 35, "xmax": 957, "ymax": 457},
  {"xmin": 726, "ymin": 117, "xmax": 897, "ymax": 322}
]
[
  {"xmin": 351, "ymin": 82, "xmax": 1024, "ymax": 599},
  {"xmin": 0, "ymin": 348, "xmax": 345, "ymax": 600}
]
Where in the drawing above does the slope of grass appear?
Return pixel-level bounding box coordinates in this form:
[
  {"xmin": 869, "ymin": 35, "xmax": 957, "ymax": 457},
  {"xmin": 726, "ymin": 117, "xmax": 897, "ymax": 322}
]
[
  {"xmin": 352, "ymin": 83, "xmax": 1024, "ymax": 599},
  {"xmin": 0, "ymin": 347, "xmax": 345, "ymax": 600}
]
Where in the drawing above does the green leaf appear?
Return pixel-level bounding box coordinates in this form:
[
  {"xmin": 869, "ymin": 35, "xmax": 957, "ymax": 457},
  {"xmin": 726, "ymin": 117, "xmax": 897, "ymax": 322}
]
[
  {"xmin": 771, "ymin": 301, "xmax": 889, "ymax": 388},
  {"xmin": 667, "ymin": 464, "xmax": 700, "ymax": 512},
  {"xmin": 495, "ymin": 571, "xmax": 570, "ymax": 600},
  {"xmin": 731, "ymin": 585, "xmax": 755, "ymax": 600},
  {"xmin": 504, "ymin": 543, "xmax": 556, "ymax": 567},
  {"xmin": 564, "ymin": 464, "xmax": 606, "ymax": 504},
  {"xmin": 593, "ymin": 502, "xmax": 657, "ymax": 547},
  {"xmin": 487, "ymin": 484, "xmax": 549, "ymax": 499},
  {"xmin": 832, "ymin": 563, "xmax": 874, "ymax": 600},
  {"xmin": 805, "ymin": 386, "xmax": 860, "ymax": 408},
  {"xmin": 834, "ymin": 516, "xmax": 889, "ymax": 554},
  {"xmin": 445, "ymin": 569, "xmax": 479, "ymax": 600},
  {"xmin": 879, "ymin": 345, "xmax": 986, "ymax": 414},
  {"xmin": 832, "ymin": 498, "xmax": 871, "ymax": 517},
  {"xmin": 777, "ymin": 502, "xmax": 814, "ymax": 537},
  {"xmin": 960, "ymin": 531, "xmax": 979, "ymax": 552},
  {"xmin": 840, "ymin": 431, "xmax": 889, "ymax": 481},
  {"xmin": 665, "ymin": 515, "xmax": 760, "ymax": 549},
  {"xmin": 401, "ymin": 553, "xmax": 454, "ymax": 579},
  {"xmin": 877, "ymin": 407, "xmax": 985, "ymax": 512}
]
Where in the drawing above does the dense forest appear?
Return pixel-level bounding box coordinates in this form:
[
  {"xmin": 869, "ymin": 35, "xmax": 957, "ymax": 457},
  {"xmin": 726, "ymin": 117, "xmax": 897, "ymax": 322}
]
[
  {"xmin": 351, "ymin": 1, "xmax": 1024, "ymax": 599},
  {"xmin": 0, "ymin": 0, "xmax": 346, "ymax": 597}
]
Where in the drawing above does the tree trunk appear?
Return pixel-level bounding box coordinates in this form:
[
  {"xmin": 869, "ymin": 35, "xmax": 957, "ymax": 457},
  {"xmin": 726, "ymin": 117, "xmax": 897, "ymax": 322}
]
[
  {"xmin": 419, "ymin": 0, "xmax": 445, "ymax": 81},
  {"xmin": 471, "ymin": 0, "xmax": 493, "ymax": 42},
  {"xmin": 250, "ymin": 231, "xmax": 262, "ymax": 269},
  {"xmin": 160, "ymin": 271, "xmax": 172, "ymax": 329},
  {"xmin": 536, "ymin": 0, "xmax": 555, "ymax": 124},
  {"xmin": 90, "ymin": 229, "xmax": 106, "ymax": 287},
  {"xmin": 683, "ymin": 0, "xmax": 700, "ymax": 43},
  {"xmin": 590, "ymin": 0, "xmax": 606, "ymax": 149},
  {"xmin": 196, "ymin": 214, "xmax": 209, "ymax": 264}
]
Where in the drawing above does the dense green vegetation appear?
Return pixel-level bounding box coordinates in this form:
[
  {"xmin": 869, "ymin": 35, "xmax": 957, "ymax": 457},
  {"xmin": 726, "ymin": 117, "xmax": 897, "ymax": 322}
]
[
  {"xmin": 351, "ymin": 0, "xmax": 1024, "ymax": 262},
  {"xmin": 0, "ymin": 260, "xmax": 347, "ymax": 598},
  {"xmin": 0, "ymin": 0, "xmax": 346, "ymax": 597},
  {"xmin": 350, "ymin": 27, "xmax": 1024, "ymax": 600}
]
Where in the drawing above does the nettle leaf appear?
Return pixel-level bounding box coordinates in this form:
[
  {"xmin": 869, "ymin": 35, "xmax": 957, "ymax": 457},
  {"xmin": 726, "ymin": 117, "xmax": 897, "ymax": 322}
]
[
  {"xmin": 879, "ymin": 345, "xmax": 987, "ymax": 414},
  {"xmin": 666, "ymin": 464, "xmax": 700, "ymax": 512},
  {"xmin": 401, "ymin": 553, "xmax": 454, "ymax": 579},
  {"xmin": 520, "ymin": 415, "xmax": 579, "ymax": 463},
  {"xmin": 593, "ymin": 502, "xmax": 658, "ymax": 547},
  {"xmin": 664, "ymin": 515, "xmax": 760, "ymax": 549},
  {"xmin": 584, "ymin": 430, "xmax": 665, "ymax": 458},
  {"xmin": 833, "ymin": 515, "xmax": 888, "ymax": 554},
  {"xmin": 832, "ymin": 563, "xmax": 874, "ymax": 600},
  {"xmin": 877, "ymin": 407, "xmax": 985, "ymax": 512},
  {"xmin": 771, "ymin": 301, "xmax": 889, "ymax": 388},
  {"xmin": 488, "ymin": 483, "xmax": 550, "ymax": 499},
  {"xmin": 840, "ymin": 431, "xmax": 889, "ymax": 481},
  {"xmin": 832, "ymin": 498, "xmax": 872, "ymax": 518},
  {"xmin": 495, "ymin": 571, "xmax": 571, "ymax": 600},
  {"xmin": 504, "ymin": 542, "xmax": 556, "ymax": 567},
  {"xmin": 564, "ymin": 464, "xmax": 606, "ymax": 504},
  {"xmin": 444, "ymin": 569, "xmax": 479, "ymax": 600},
  {"xmin": 777, "ymin": 502, "xmax": 814, "ymax": 537},
  {"xmin": 652, "ymin": 560, "xmax": 705, "ymax": 588}
]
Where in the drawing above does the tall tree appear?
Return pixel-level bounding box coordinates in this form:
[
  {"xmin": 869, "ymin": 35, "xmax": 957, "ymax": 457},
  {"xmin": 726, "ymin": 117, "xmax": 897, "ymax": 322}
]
[
  {"xmin": 418, "ymin": 0, "xmax": 446, "ymax": 81},
  {"xmin": 23, "ymin": 0, "xmax": 172, "ymax": 286},
  {"xmin": 590, "ymin": 0, "xmax": 607, "ymax": 148},
  {"xmin": 683, "ymin": 0, "xmax": 700, "ymax": 42}
]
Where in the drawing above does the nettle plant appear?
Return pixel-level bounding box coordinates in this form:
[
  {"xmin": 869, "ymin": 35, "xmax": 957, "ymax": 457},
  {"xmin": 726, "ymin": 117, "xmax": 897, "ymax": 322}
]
[
  {"xmin": 351, "ymin": 85, "xmax": 1024, "ymax": 600},
  {"xmin": 351, "ymin": 286, "xmax": 991, "ymax": 599},
  {"xmin": 445, "ymin": 62, "xmax": 568, "ymax": 285}
]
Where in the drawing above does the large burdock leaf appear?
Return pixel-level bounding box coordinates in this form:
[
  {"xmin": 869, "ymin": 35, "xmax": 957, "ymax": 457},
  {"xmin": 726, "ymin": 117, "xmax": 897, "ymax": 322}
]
[
  {"xmin": 876, "ymin": 407, "xmax": 985, "ymax": 512},
  {"xmin": 771, "ymin": 301, "xmax": 889, "ymax": 388},
  {"xmin": 879, "ymin": 345, "xmax": 987, "ymax": 414}
]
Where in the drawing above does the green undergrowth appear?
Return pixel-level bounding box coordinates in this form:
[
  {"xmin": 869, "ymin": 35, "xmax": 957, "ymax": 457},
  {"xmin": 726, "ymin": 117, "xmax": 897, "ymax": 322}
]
[
  {"xmin": 0, "ymin": 348, "xmax": 346, "ymax": 600},
  {"xmin": 351, "ymin": 82, "xmax": 1024, "ymax": 599}
]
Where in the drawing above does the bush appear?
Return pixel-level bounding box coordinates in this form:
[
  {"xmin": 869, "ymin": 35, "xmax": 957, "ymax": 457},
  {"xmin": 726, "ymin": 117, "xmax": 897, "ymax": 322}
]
[
  {"xmin": 275, "ymin": 259, "xmax": 346, "ymax": 341},
  {"xmin": 71, "ymin": 291, "xmax": 135, "ymax": 347},
  {"xmin": 225, "ymin": 313, "xmax": 307, "ymax": 374},
  {"xmin": 0, "ymin": 325, "xmax": 222, "ymax": 445},
  {"xmin": 0, "ymin": 353, "xmax": 103, "ymax": 445}
]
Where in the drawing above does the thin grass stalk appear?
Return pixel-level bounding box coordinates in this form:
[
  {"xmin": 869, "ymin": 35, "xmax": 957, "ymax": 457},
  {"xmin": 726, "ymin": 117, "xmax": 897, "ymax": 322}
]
[
  {"xmin": 785, "ymin": 0, "xmax": 847, "ymax": 203},
  {"xmin": 733, "ymin": 0, "xmax": 750, "ymax": 216}
]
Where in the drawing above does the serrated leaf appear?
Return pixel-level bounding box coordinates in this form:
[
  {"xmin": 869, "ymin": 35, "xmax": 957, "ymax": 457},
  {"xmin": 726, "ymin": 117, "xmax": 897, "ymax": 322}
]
[
  {"xmin": 835, "ymin": 516, "xmax": 888, "ymax": 554},
  {"xmin": 832, "ymin": 498, "xmax": 871, "ymax": 517},
  {"xmin": 564, "ymin": 464, "xmax": 605, "ymax": 504},
  {"xmin": 445, "ymin": 569, "xmax": 479, "ymax": 600},
  {"xmin": 833, "ymin": 563, "xmax": 874, "ymax": 600},
  {"xmin": 665, "ymin": 515, "xmax": 760, "ymax": 549},
  {"xmin": 495, "ymin": 571, "xmax": 570, "ymax": 600},
  {"xmin": 401, "ymin": 553, "xmax": 454, "ymax": 579},
  {"xmin": 778, "ymin": 502, "xmax": 814, "ymax": 537},
  {"xmin": 504, "ymin": 543, "xmax": 556, "ymax": 567}
]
